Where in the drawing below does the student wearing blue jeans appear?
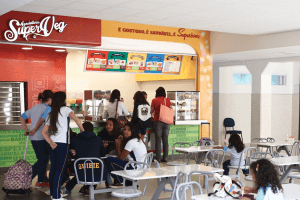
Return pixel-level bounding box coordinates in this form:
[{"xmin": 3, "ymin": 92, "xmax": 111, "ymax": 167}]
[
  {"xmin": 42, "ymin": 91, "xmax": 84, "ymax": 200},
  {"xmin": 20, "ymin": 90, "xmax": 53, "ymax": 187}
]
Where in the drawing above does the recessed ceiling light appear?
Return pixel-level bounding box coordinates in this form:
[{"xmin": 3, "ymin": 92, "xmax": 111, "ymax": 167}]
[
  {"xmin": 273, "ymin": 52, "xmax": 296, "ymax": 55},
  {"xmin": 284, "ymin": 52, "xmax": 296, "ymax": 54},
  {"xmin": 55, "ymin": 49, "xmax": 66, "ymax": 52},
  {"xmin": 22, "ymin": 46, "xmax": 32, "ymax": 50}
]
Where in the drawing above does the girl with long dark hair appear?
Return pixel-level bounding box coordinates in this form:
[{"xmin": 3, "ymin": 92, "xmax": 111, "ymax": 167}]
[
  {"xmin": 97, "ymin": 117, "xmax": 121, "ymax": 154},
  {"xmin": 103, "ymin": 89, "xmax": 128, "ymax": 119},
  {"xmin": 243, "ymin": 159, "xmax": 283, "ymax": 200},
  {"xmin": 20, "ymin": 90, "xmax": 53, "ymax": 188},
  {"xmin": 42, "ymin": 91, "xmax": 84, "ymax": 200},
  {"xmin": 222, "ymin": 133, "xmax": 248, "ymax": 175},
  {"xmin": 105, "ymin": 122, "xmax": 147, "ymax": 186},
  {"xmin": 132, "ymin": 91, "xmax": 151, "ymax": 141}
]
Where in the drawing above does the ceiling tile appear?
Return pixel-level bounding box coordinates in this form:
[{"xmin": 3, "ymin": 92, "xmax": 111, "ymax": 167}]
[
  {"xmin": 75, "ymin": 0, "xmax": 133, "ymax": 6},
  {"xmin": 138, "ymin": 0, "xmax": 186, "ymax": 4},
  {"xmin": 13, "ymin": 5, "xmax": 56, "ymax": 13},
  {"xmin": 85, "ymin": 13, "xmax": 125, "ymax": 21},
  {"xmin": 45, "ymin": 8, "xmax": 91, "ymax": 17},
  {"xmin": 66, "ymin": 2, "xmax": 109, "ymax": 11},
  {"xmin": 154, "ymin": 5, "xmax": 200, "ymax": 14},
  {"xmin": 118, "ymin": 1, "xmax": 165, "ymax": 10},
  {"xmin": 116, "ymin": 16, "xmax": 157, "ymax": 24},
  {"xmin": 134, "ymin": 11, "xmax": 177, "ymax": 19},
  {"xmin": 27, "ymin": 0, "xmax": 73, "ymax": 7},
  {"xmin": 96, "ymin": 7, "xmax": 144, "ymax": 15}
]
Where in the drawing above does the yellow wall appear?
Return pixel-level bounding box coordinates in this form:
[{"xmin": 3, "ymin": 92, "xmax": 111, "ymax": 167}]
[{"xmin": 101, "ymin": 21, "xmax": 212, "ymax": 138}]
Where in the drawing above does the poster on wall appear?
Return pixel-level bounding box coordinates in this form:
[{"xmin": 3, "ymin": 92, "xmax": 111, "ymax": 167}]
[
  {"xmin": 162, "ymin": 55, "xmax": 182, "ymax": 74},
  {"xmin": 85, "ymin": 50, "xmax": 108, "ymax": 71},
  {"xmin": 144, "ymin": 53, "xmax": 165, "ymax": 73},
  {"xmin": 126, "ymin": 53, "xmax": 147, "ymax": 72},
  {"xmin": 106, "ymin": 51, "xmax": 128, "ymax": 72}
]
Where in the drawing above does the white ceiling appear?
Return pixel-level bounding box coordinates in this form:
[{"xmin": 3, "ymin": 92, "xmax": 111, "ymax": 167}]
[{"xmin": 9, "ymin": 0, "xmax": 300, "ymax": 35}]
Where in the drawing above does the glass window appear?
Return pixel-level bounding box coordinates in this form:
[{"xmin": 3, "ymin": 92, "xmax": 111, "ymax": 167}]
[
  {"xmin": 271, "ymin": 75, "xmax": 286, "ymax": 85},
  {"xmin": 233, "ymin": 74, "xmax": 252, "ymax": 85}
]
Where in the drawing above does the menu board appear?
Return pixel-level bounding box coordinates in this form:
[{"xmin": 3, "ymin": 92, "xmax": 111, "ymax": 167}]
[
  {"xmin": 126, "ymin": 53, "xmax": 147, "ymax": 72},
  {"xmin": 84, "ymin": 50, "xmax": 183, "ymax": 74},
  {"xmin": 144, "ymin": 53, "xmax": 165, "ymax": 73},
  {"xmin": 106, "ymin": 51, "xmax": 128, "ymax": 72},
  {"xmin": 162, "ymin": 55, "xmax": 182, "ymax": 74},
  {"xmin": 86, "ymin": 50, "xmax": 108, "ymax": 71}
]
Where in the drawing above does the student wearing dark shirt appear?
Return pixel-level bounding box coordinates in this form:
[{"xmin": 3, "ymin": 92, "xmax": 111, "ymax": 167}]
[
  {"xmin": 97, "ymin": 118, "xmax": 120, "ymax": 154},
  {"xmin": 62, "ymin": 122, "xmax": 112, "ymax": 196}
]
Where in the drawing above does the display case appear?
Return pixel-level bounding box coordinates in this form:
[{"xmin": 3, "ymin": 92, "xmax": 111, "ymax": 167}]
[
  {"xmin": 167, "ymin": 91, "xmax": 203, "ymax": 125},
  {"xmin": 84, "ymin": 90, "xmax": 111, "ymax": 121}
]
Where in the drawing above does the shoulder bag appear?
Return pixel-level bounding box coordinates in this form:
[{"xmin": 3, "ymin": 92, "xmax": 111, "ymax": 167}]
[{"xmin": 158, "ymin": 98, "xmax": 174, "ymax": 125}]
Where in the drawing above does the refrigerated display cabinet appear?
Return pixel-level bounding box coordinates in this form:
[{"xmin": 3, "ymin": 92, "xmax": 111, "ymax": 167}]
[{"xmin": 167, "ymin": 91, "xmax": 204, "ymax": 125}]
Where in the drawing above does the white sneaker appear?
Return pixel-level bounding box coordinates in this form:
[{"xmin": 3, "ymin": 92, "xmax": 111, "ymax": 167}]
[
  {"xmin": 52, "ymin": 198, "xmax": 67, "ymax": 200},
  {"xmin": 50, "ymin": 193, "xmax": 68, "ymax": 199}
]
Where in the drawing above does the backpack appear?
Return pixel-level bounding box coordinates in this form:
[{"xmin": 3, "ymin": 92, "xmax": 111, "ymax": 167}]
[
  {"xmin": 137, "ymin": 104, "xmax": 152, "ymax": 128},
  {"xmin": 209, "ymin": 173, "xmax": 242, "ymax": 199},
  {"xmin": 2, "ymin": 136, "xmax": 32, "ymax": 195}
]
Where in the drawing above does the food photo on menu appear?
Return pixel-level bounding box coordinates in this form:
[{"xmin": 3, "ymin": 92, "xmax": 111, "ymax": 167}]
[
  {"xmin": 94, "ymin": 58, "xmax": 101, "ymax": 63},
  {"xmin": 108, "ymin": 59, "xmax": 114, "ymax": 65},
  {"xmin": 128, "ymin": 60, "xmax": 134, "ymax": 65},
  {"xmin": 88, "ymin": 58, "xmax": 94, "ymax": 64},
  {"xmin": 133, "ymin": 60, "xmax": 140, "ymax": 66},
  {"xmin": 114, "ymin": 59, "xmax": 120, "ymax": 65},
  {"xmin": 120, "ymin": 60, "xmax": 126, "ymax": 66},
  {"xmin": 100, "ymin": 59, "xmax": 106, "ymax": 65}
]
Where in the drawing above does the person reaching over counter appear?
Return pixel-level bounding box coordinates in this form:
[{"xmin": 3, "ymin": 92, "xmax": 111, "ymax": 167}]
[
  {"xmin": 20, "ymin": 90, "xmax": 53, "ymax": 188},
  {"xmin": 103, "ymin": 89, "xmax": 128, "ymax": 119},
  {"xmin": 41, "ymin": 91, "xmax": 84, "ymax": 200},
  {"xmin": 242, "ymin": 159, "xmax": 283, "ymax": 200},
  {"xmin": 105, "ymin": 122, "xmax": 147, "ymax": 186}
]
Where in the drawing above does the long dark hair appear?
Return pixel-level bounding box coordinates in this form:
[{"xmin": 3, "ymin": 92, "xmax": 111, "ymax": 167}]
[
  {"xmin": 121, "ymin": 122, "xmax": 140, "ymax": 149},
  {"xmin": 133, "ymin": 91, "xmax": 147, "ymax": 104},
  {"xmin": 107, "ymin": 118, "xmax": 121, "ymax": 139},
  {"xmin": 38, "ymin": 90, "xmax": 53, "ymax": 102},
  {"xmin": 228, "ymin": 133, "xmax": 244, "ymax": 153},
  {"xmin": 155, "ymin": 87, "xmax": 166, "ymax": 98},
  {"xmin": 109, "ymin": 89, "xmax": 121, "ymax": 103},
  {"xmin": 48, "ymin": 91, "xmax": 66, "ymax": 136},
  {"xmin": 250, "ymin": 159, "xmax": 283, "ymax": 194}
]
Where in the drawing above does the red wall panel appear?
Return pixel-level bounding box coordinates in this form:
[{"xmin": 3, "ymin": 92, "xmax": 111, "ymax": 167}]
[{"xmin": 0, "ymin": 44, "xmax": 66, "ymax": 109}]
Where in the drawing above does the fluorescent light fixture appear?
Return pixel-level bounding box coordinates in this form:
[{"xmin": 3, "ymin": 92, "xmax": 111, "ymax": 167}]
[
  {"xmin": 55, "ymin": 49, "xmax": 66, "ymax": 52},
  {"xmin": 273, "ymin": 52, "xmax": 296, "ymax": 55},
  {"xmin": 22, "ymin": 46, "xmax": 32, "ymax": 50}
]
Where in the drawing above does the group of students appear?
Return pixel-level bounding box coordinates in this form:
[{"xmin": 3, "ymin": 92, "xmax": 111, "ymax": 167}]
[
  {"xmin": 20, "ymin": 86, "xmax": 172, "ymax": 200},
  {"xmin": 223, "ymin": 134, "xmax": 284, "ymax": 200}
]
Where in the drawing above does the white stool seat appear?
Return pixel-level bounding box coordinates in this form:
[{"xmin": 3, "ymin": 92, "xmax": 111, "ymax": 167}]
[
  {"xmin": 166, "ymin": 161, "xmax": 188, "ymax": 166},
  {"xmin": 287, "ymin": 172, "xmax": 300, "ymax": 178},
  {"xmin": 228, "ymin": 165, "xmax": 249, "ymax": 169},
  {"xmin": 244, "ymin": 175, "xmax": 253, "ymax": 181},
  {"xmin": 112, "ymin": 189, "xmax": 142, "ymax": 198}
]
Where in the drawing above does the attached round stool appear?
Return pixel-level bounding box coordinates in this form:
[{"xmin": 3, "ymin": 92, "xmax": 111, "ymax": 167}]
[{"xmin": 112, "ymin": 188, "xmax": 142, "ymax": 200}]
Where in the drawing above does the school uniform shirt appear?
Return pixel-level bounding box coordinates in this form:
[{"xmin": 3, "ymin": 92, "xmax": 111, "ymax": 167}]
[
  {"xmin": 103, "ymin": 99, "xmax": 128, "ymax": 119},
  {"xmin": 20, "ymin": 103, "xmax": 51, "ymax": 141},
  {"xmin": 223, "ymin": 146, "xmax": 245, "ymax": 166},
  {"xmin": 124, "ymin": 138, "xmax": 147, "ymax": 169},
  {"xmin": 151, "ymin": 97, "xmax": 171, "ymax": 122},
  {"xmin": 132, "ymin": 101, "xmax": 151, "ymax": 128},
  {"xmin": 45, "ymin": 107, "xmax": 73, "ymax": 144},
  {"xmin": 256, "ymin": 186, "xmax": 283, "ymax": 200}
]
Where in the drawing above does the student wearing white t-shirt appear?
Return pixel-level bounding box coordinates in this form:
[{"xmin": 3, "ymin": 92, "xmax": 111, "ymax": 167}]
[
  {"xmin": 106, "ymin": 122, "xmax": 147, "ymax": 186},
  {"xmin": 42, "ymin": 92, "xmax": 84, "ymax": 200},
  {"xmin": 103, "ymin": 89, "xmax": 128, "ymax": 119}
]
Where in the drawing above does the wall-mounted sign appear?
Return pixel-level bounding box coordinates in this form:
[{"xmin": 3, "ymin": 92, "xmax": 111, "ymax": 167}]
[
  {"xmin": 4, "ymin": 16, "xmax": 67, "ymax": 42},
  {"xmin": 84, "ymin": 51, "xmax": 182, "ymax": 74},
  {"xmin": 86, "ymin": 50, "xmax": 108, "ymax": 71},
  {"xmin": 0, "ymin": 11, "xmax": 101, "ymax": 46}
]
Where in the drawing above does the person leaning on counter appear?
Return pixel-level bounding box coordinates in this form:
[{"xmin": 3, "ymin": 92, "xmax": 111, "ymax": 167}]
[{"xmin": 103, "ymin": 89, "xmax": 128, "ymax": 119}]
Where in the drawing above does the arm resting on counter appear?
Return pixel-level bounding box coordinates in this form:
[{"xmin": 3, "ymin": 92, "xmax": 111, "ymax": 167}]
[{"xmin": 69, "ymin": 112, "xmax": 84, "ymax": 132}]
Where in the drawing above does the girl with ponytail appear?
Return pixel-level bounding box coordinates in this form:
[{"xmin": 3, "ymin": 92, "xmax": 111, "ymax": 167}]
[{"xmin": 42, "ymin": 91, "xmax": 84, "ymax": 200}]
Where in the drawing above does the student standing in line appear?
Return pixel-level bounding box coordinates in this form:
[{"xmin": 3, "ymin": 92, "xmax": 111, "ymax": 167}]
[
  {"xmin": 42, "ymin": 91, "xmax": 84, "ymax": 200},
  {"xmin": 103, "ymin": 89, "xmax": 128, "ymax": 119},
  {"xmin": 132, "ymin": 91, "xmax": 151, "ymax": 142},
  {"xmin": 20, "ymin": 90, "xmax": 53, "ymax": 188},
  {"xmin": 151, "ymin": 87, "xmax": 172, "ymax": 163}
]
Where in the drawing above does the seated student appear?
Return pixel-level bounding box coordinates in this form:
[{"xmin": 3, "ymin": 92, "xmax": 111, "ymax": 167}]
[
  {"xmin": 62, "ymin": 122, "xmax": 112, "ymax": 196},
  {"xmin": 105, "ymin": 122, "xmax": 147, "ymax": 186},
  {"xmin": 97, "ymin": 118, "xmax": 120, "ymax": 154},
  {"xmin": 242, "ymin": 159, "xmax": 283, "ymax": 200},
  {"xmin": 222, "ymin": 134, "xmax": 249, "ymax": 176}
]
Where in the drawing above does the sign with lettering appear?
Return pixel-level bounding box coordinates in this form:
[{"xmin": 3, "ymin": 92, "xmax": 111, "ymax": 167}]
[{"xmin": 4, "ymin": 16, "xmax": 67, "ymax": 42}]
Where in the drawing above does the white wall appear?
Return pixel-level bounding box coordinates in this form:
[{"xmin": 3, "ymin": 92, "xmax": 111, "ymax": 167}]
[
  {"xmin": 219, "ymin": 66, "xmax": 252, "ymax": 94},
  {"xmin": 66, "ymin": 51, "xmax": 196, "ymax": 112}
]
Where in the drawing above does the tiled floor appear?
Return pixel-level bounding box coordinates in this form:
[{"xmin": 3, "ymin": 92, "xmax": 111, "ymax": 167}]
[{"xmin": 0, "ymin": 160, "xmax": 299, "ymax": 200}]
